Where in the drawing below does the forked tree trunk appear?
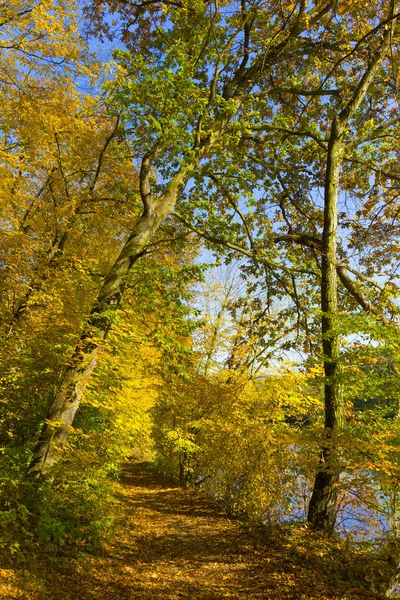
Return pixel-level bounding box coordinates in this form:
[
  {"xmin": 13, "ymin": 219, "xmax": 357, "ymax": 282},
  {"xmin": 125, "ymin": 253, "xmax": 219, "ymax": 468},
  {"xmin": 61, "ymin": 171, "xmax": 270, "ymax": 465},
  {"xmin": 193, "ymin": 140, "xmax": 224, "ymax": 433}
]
[{"xmin": 26, "ymin": 167, "xmax": 192, "ymax": 477}]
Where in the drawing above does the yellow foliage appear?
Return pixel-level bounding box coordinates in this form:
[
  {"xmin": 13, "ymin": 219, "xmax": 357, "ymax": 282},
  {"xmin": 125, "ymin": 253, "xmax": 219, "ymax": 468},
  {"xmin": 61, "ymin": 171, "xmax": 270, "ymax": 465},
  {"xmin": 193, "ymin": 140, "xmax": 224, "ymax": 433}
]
[{"xmin": 154, "ymin": 365, "xmax": 322, "ymax": 522}]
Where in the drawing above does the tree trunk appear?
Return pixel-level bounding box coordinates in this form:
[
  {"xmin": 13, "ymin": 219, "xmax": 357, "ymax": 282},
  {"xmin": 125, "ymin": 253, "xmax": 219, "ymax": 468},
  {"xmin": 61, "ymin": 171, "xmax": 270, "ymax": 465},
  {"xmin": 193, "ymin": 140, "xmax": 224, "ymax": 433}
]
[
  {"xmin": 26, "ymin": 168, "xmax": 191, "ymax": 477},
  {"xmin": 307, "ymin": 11, "xmax": 394, "ymax": 529},
  {"xmin": 307, "ymin": 119, "xmax": 344, "ymax": 532}
]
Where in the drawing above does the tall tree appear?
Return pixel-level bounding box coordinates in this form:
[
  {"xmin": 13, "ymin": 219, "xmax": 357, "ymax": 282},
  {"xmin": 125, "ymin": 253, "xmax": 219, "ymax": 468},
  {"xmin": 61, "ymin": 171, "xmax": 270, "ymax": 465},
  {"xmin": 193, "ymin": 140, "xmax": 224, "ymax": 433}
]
[
  {"xmin": 170, "ymin": 0, "xmax": 400, "ymax": 530},
  {"xmin": 308, "ymin": 3, "xmax": 398, "ymax": 530}
]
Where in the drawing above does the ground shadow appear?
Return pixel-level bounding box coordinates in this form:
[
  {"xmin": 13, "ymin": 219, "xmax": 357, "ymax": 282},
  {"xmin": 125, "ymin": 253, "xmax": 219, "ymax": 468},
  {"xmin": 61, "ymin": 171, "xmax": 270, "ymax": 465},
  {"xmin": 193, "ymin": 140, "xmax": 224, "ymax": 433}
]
[{"xmin": 1, "ymin": 462, "xmax": 390, "ymax": 599}]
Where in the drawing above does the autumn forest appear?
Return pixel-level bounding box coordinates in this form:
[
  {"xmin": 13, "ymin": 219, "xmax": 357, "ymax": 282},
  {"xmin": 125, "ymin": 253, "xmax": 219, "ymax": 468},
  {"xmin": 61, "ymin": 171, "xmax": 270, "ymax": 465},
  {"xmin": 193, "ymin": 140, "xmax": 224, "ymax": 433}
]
[{"xmin": 1, "ymin": 1, "xmax": 400, "ymax": 598}]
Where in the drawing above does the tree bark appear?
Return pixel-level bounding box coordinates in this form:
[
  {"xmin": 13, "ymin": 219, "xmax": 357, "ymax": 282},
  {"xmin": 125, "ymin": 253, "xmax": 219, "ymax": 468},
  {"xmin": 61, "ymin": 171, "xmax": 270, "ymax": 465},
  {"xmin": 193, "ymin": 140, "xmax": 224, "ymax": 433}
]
[
  {"xmin": 307, "ymin": 120, "xmax": 344, "ymax": 532},
  {"xmin": 26, "ymin": 165, "xmax": 193, "ymax": 476},
  {"xmin": 307, "ymin": 9, "xmax": 395, "ymax": 530}
]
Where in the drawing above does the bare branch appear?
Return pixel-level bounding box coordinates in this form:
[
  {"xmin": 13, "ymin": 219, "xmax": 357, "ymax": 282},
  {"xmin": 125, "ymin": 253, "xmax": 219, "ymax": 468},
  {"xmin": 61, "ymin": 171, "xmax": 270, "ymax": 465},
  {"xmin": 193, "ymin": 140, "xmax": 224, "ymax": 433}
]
[
  {"xmin": 308, "ymin": 0, "xmax": 335, "ymax": 27},
  {"xmin": 206, "ymin": 172, "xmax": 255, "ymax": 249},
  {"xmin": 0, "ymin": 6, "xmax": 33, "ymax": 28},
  {"xmin": 338, "ymin": 263, "xmax": 385, "ymax": 292},
  {"xmin": 269, "ymin": 87, "xmax": 340, "ymax": 97},
  {"xmin": 235, "ymin": 0, "xmax": 254, "ymax": 77},
  {"xmin": 251, "ymin": 123, "xmax": 328, "ymax": 149},
  {"xmin": 89, "ymin": 114, "xmax": 121, "ymax": 193},
  {"xmin": 345, "ymin": 156, "xmax": 400, "ymax": 184},
  {"xmin": 53, "ymin": 130, "xmax": 70, "ymax": 202}
]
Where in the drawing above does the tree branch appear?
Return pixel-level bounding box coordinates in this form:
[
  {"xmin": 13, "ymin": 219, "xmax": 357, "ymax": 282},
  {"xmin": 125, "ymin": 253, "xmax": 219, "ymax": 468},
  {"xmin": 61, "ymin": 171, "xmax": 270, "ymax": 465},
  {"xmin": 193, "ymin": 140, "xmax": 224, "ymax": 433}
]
[
  {"xmin": 89, "ymin": 114, "xmax": 121, "ymax": 193},
  {"xmin": 172, "ymin": 211, "xmax": 315, "ymax": 276},
  {"xmin": 251, "ymin": 123, "xmax": 327, "ymax": 149},
  {"xmin": 338, "ymin": 1, "xmax": 397, "ymax": 127},
  {"xmin": 139, "ymin": 147, "xmax": 158, "ymax": 213},
  {"xmin": 206, "ymin": 172, "xmax": 255, "ymax": 249},
  {"xmin": 336, "ymin": 265, "xmax": 390, "ymax": 325}
]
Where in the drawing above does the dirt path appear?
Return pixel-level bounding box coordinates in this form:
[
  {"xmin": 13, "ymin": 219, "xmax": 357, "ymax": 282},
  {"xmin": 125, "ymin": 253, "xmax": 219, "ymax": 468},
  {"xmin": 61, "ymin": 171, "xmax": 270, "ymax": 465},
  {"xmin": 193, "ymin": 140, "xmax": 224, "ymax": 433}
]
[
  {"xmin": 104, "ymin": 463, "xmax": 286, "ymax": 599},
  {"xmin": 1, "ymin": 462, "xmax": 388, "ymax": 599}
]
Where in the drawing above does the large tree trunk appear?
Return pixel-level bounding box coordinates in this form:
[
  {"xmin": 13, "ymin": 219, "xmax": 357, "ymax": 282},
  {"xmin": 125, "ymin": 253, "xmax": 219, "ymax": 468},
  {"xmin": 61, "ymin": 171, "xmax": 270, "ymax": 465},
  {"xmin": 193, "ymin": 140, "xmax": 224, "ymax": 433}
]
[{"xmin": 26, "ymin": 168, "xmax": 191, "ymax": 477}]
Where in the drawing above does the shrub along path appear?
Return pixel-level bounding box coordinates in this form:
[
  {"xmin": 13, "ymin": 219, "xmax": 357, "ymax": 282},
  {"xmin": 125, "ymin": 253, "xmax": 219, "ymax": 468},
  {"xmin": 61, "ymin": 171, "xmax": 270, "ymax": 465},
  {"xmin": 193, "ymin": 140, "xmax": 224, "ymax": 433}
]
[{"xmin": 0, "ymin": 462, "xmax": 391, "ymax": 599}]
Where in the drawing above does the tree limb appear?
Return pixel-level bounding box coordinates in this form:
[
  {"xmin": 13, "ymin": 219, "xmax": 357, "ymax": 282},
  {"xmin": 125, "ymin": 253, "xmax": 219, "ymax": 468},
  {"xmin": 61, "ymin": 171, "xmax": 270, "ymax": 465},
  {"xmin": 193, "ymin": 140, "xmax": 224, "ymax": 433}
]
[
  {"xmin": 140, "ymin": 147, "xmax": 158, "ymax": 212},
  {"xmin": 336, "ymin": 265, "xmax": 390, "ymax": 325},
  {"xmin": 89, "ymin": 114, "xmax": 121, "ymax": 193}
]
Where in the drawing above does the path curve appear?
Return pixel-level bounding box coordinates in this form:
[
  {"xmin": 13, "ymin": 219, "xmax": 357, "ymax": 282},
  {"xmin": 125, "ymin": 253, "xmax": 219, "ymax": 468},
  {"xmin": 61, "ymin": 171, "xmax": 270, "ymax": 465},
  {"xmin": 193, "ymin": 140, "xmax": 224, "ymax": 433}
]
[{"xmin": 1, "ymin": 462, "xmax": 388, "ymax": 599}]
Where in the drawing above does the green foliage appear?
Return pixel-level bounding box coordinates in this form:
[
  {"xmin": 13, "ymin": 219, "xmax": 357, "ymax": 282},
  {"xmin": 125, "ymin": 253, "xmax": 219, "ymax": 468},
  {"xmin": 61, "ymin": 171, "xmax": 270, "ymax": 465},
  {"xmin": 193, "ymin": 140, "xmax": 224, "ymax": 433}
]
[
  {"xmin": 0, "ymin": 242, "xmax": 204, "ymax": 554},
  {"xmin": 0, "ymin": 468, "xmax": 117, "ymax": 556}
]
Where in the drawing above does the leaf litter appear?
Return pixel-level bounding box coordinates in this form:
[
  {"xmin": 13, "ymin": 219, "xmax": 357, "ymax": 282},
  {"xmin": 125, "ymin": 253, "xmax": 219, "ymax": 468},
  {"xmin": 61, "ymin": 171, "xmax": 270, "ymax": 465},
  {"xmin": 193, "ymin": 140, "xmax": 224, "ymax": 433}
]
[{"xmin": 0, "ymin": 462, "xmax": 392, "ymax": 599}]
